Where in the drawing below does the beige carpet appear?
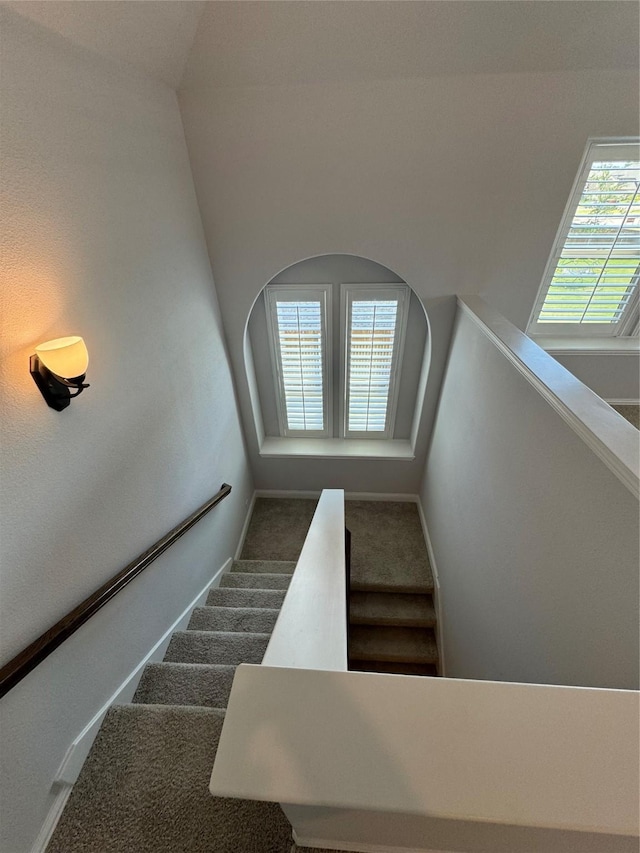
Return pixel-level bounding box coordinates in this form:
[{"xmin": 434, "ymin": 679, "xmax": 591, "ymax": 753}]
[
  {"xmin": 242, "ymin": 498, "xmax": 434, "ymax": 593},
  {"xmin": 47, "ymin": 563, "xmax": 297, "ymax": 853},
  {"xmin": 345, "ymin": 501, "xmax": 433, "ymax": 593},
  {"xmin": 612, "ymin": 404, "xmax": 640, "ymax": 430},
  {"xmin": 49, "ymin": 503, "xmax": 437, "ymax": 851},
  {"xmin": 241, "ymin": 498, "xmax": 318, "ymax": 560},
  {"xmin": 47, "ymin": 705, "xmax": 293, "ymax": 853}
]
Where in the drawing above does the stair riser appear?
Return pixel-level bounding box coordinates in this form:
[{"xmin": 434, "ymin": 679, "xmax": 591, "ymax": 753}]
[
  {"xmin": 350, "ymin": 615, "xmax": 436, "ymax": 628},
  {"xmin": 351, "ymin": 582, "xmax": 434, "ymax": 595},
  {"xmin": 351, "ymin": 651, "xmax": 438, "ymax": 665},
  {"xmin": 349, "ymin": 626, "xmax": 438, "ymax": 667},
  {"xmin": 349, "ymin": 660, "xmax": 438, "ymax": 677}
]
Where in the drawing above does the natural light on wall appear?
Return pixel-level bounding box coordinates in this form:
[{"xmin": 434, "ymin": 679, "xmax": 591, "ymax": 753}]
[{"xmin": 529, "ymin": 140, "xmax": 639, "ymax": 337}]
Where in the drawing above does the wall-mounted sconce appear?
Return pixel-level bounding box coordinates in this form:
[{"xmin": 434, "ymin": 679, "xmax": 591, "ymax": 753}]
[{"xmin": 30, "ymin": 336, "xmax": 90, "ymax": 411}]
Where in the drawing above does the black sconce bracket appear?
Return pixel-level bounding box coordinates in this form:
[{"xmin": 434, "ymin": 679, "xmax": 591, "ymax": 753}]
[{"xmin": 30, "ymin": 354, "xmax": 89, "ymax": 412}]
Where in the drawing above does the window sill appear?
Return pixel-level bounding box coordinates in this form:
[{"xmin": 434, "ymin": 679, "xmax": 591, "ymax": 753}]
[
  {"xmin": 532, "ymin": 336, "xmax": 640, "ymax": 355},
  {"xmin": 259, "ymin": 437, "xmax": 415, "ymax": 460}
]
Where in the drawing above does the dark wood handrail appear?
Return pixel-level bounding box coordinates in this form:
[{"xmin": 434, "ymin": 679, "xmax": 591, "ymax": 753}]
[{"xmin": 0, "ymin": 483, "xmax": 232, "ymax": 699}]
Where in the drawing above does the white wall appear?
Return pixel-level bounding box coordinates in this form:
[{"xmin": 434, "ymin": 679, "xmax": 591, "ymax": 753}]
[
  {"xmin": 0, "ymin": 10, "xmax": 252, "ymax": 851},
  {"xmin": 420, "ymin": 306, "xmax": 639, "ymax": 690},
  {"xmin": 178, "ymin": 2, "xmax": 639, "ymax": 492},
  {"xmin": 551, "ymin": 351, "xmax": 639, "ymax": 403}
]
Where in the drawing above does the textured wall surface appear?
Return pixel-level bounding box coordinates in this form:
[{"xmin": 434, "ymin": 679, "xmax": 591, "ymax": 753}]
[
  {"xmin": 0, "ymin": 10, "xmax": 251, "ymax": 851},
  {"xmin": 179, "ymin": 2, "xmax": 639, "ymax": 492},
  {"xmin": 421, "ymin": 308, "xmax": 639, "ymax": 690}
]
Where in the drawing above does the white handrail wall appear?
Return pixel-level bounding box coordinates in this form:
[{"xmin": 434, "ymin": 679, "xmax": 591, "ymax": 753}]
[
  {"xmin": 458, "ymin": 296, "xmax": 639, "ymax": 498},
  {"xmin": 211, "ymin": 665, "xmax": 638, "ymax": 851},
  {"xmin": 262, "ymin": 488, "xmax": 347, "ymax": 671},
  {"xmin": 421, "ymin": 297, "xmax": 639, "ymax": 691}
]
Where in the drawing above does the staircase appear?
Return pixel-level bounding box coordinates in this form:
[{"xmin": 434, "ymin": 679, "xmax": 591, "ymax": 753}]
[
  {"xmin": 47, "ymin": 560, "xmax": 297, "ymax": 853},
  {"xmin": 47, "ymin": 496, "xmax": 438, "ymax": 852},
  {"xmin": 345, "ymin": 501, "xmax": 439, "ymax": 676}
]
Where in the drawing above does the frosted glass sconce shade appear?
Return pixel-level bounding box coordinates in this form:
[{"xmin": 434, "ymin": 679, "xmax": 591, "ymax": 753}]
[
  {"xmin": 35, "ymin": 336, "xmax": 89, "ymax": 379},
  {"xmin": 30, "ymin": 336, "xmax": 90, "ymax": 411}
]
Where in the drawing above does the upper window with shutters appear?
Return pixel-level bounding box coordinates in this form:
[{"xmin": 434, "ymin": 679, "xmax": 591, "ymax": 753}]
[
  {"xmin": 528, "ymin": 139, "xmax": 639, "ymax": 339},
  {"xmin": 265, "ymin": 282, "xmax": 408, "ymax": 439}
]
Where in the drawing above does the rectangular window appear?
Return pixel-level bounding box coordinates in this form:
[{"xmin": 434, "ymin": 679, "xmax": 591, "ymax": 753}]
[
  {"xmin": 265, "ymin": 285, "xmax": 331, "ymax": 436},
  {"xmin": 342, "ymin": 285, "xmax": 409, "ymax": 438},
  {"xmin": 529, "ymin": 140, "xmax": 639, "ymax": 337}
]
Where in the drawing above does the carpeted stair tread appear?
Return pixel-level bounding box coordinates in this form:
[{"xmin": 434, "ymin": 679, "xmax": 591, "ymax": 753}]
[
  {"xmin": 46, "ymin": 703, "xmax": 293, "ymax": 853},
  {"xmin": 133, "ymin": 663, "xmax": 237, "ymax": 708},
  {"xmin": 349, "ymin": 660, "xmax": 438, "ymax": 676},
  {"xmin": 350, "ymin": 576, "xmax": 434, "ymax": 595},
  {"xmin": 350, "ymin": 592, "xmax": 436, "ymax": 627},
  {"xmin": 221, "ymin": 572, "xmax": 291, "ymax": 590},
  {"xmin": 206, "ymin": 587, "xmax": 286, "ymax": 609},
  {"xmin": 612, "ymin": 404, "xmax": 639, "ymax": 430},
  {"xmin": 188, "ymin": 606, "xmax": 280, "ymax": 634},
  {"xmin": 349, "ymin": 625, "xmax": 438, "ymax": 664},
  {"xmin": 345, "ymin": 501, "xmax": 434, "ymax": 593},
  {"xmin": 240, "ymin": 497, "xmax": 318, "ymax": 560},
  {"xmin": 232, "ymin": 559, "xmax": 296, "ymax": 574},
  {"xmin": 164, "ymin": 631, "xmax": 269, "ymax": 666}
]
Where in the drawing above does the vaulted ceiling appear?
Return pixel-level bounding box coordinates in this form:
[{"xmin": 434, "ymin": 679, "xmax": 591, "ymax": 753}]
[
  {"xmin": 5, "ymin": 1, "xmax": 638, "ymax": 92},
  {"xmin": 4, "ymin": 0, "xmax": 205, "ymax": 89}
]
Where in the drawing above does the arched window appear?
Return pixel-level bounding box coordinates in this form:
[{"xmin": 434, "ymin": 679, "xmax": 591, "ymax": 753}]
[
  {"xmin": 265, "ymin": 282, "xmax": 410, "ymax": 439},
  {"xmin": 245, "ymin": 254, "xmax": 430, "ymax": 457}
]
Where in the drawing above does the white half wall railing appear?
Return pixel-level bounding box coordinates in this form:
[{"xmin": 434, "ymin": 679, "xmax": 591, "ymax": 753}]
[
  {"xmin": 211, "ymin": 666, "xmax": 639, "ymax": 852},
  {"xmin": 261, "ymin": 488, "xmax": 347, "ymax": 671},
  {"xmin": 457, "ymin": 296, "xmax": 639, "ymax": 499},
  {"xmin": 209, "ymin": 487, "xmax": 638, "ymax": 852}
]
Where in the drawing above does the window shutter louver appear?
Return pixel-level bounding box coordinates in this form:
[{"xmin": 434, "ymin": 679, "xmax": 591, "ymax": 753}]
[
  {"xmin": 342, "ymin": 286, "xmax": 408, "ymax": 438},
  {"xmin": 276, "ymin": 301, "xmax": 325, "ymax": 431},
  {"xmin": 347, "ymin": 300, "xmax": 398, "ymax": 433},
  {"xmin": 531, "ymin": 142, "xmax": 640, "ymax": 336},
  {"xmin": 266, "ymin": 286, "xmax": 331, "ymax": 436}
]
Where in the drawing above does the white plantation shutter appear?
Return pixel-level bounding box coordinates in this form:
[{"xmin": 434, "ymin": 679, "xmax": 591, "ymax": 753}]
[
  {"xmin": 344, "ymin": 286, "xmax": 408, "ymax": 437},
  {"xmin": 266, "ymin": 286, "xmax": 330, "ymax": 435},
  {"xmin": 530, "ymin": 141, "xmax": 640, "ymax": 336}
]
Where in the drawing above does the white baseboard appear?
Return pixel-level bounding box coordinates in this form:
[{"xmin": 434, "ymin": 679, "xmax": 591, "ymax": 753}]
[
  {"xmin": 255, "ymin": 489, "xmax": 321, "ymax": 499},
  {"xmin": 344, "ymin": 492, "xmax": 419, "ymax": 502},
  {"xmin": 55, "ymin": 559, "xmax": 230, "ymax": 784},
  {"xmin": 235, "ymin": 491, "xmax": 257, "ymax": 559},
  {"xmin": 605, "ymin": 399, "xmax": 640, "ymax": 406},
  {"xmin": 292, "ymin": 831, "xmax": 448, "ymax": 853},
  {"xmin": 29, "ymin": 785, "xmax": 72, "ymax": 853},
  {"xmin": 31, "ymin": 560, "xmax": 230, "ymax": 853},
  {"xmin": 416, "ymin": 498, "xmax": 446, "ymax": 677},
  {"xmin": 255, "ymin": 489, "xmax": 419, "ymax": 502}
]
